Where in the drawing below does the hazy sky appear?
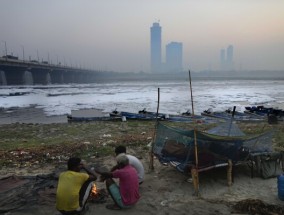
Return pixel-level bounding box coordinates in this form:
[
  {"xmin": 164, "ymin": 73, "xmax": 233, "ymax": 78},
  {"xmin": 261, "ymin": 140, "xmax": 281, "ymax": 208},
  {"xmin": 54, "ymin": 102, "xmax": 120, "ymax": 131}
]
[{"xmin": 1, "ymin": 0, "xmax": 284, "ymax": 72}]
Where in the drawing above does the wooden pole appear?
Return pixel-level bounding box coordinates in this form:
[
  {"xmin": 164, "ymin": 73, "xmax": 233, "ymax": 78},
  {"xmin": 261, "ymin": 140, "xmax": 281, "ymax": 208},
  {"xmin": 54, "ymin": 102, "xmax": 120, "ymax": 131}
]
[
  {"xmin": 227, "ymin": 159, "xmax": 233, "ymax": 186},
  {"xmin": 228, "ymin": 106, "xmax": 236, "ymax": 136},
  {"xmin": 156, "ymin": 87, "xmax": 160, "ymax": 120},
  {"xmin": 191, "ymin": 167, "xmax": 199, "ymax": 196},
  {"xmin": 189, "ymin": 70, "xmax": 199, "ymax": 195},
  {"xmin": 189, "ymin": 70, "xmax": 195, "ymax": 117},
  {"xmin": 149, "ymin": 87, "xmax": 160, "ymax": 171},
  {"xmin": 189, "ymin": 70, "xmax": 198, "ymax": 166}
]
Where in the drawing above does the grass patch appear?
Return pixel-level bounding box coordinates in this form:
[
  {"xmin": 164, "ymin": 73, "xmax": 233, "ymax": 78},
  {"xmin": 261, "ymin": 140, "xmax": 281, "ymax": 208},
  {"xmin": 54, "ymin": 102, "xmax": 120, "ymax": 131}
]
[{"xmin": 0, "ymin": 120, "xmax": 283, "ymax": 168}]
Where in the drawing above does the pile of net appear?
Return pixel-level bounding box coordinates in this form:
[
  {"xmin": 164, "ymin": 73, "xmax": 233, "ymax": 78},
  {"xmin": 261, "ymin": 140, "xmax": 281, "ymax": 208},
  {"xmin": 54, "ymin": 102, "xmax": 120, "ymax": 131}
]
[
  {"xmin": 232, "ymin": 199, "xmax": 284, "ymax": 215},
  {"xmin": 0, "ymin": 174, "xmax": 58, "ymax": 213}
]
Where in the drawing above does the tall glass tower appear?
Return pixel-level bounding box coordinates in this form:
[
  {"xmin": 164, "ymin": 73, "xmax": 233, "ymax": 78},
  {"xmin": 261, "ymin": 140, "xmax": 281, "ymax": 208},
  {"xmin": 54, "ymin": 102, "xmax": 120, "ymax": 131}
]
[{"xmin": 150, "ymin": 22, "xmax": 162, "ymax": 73}]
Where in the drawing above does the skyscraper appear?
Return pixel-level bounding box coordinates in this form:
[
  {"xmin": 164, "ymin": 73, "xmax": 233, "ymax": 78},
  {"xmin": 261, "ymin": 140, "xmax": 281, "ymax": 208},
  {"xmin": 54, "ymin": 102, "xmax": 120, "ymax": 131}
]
[
  {"xmin": 219, "ymin": 45, "xmax": 234, "ymax": 71},
  {"xmin": 166, "ymin": 42, "xmax": 183, "ymax": 73},
  {"xmin": 220, "ymin": 49, "xmax": 226, "ymax": 71},
  {"xmin": 150, "ymin": 22, "xmax": 162, "ymax": 73},
  {"xmin": 226, "ymin": 45, "xmax": 234, "ymax": 66}
]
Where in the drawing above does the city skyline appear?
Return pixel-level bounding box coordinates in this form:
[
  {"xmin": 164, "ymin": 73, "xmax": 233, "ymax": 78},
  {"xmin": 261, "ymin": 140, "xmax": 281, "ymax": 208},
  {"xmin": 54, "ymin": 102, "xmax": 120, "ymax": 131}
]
[
  {"xmin": 1, "ymin": 0, "xmax": 284, "ymax": 73},
  {"xmin": 150, "ymin": 22, "xmax": 183, "ymax": 73}
]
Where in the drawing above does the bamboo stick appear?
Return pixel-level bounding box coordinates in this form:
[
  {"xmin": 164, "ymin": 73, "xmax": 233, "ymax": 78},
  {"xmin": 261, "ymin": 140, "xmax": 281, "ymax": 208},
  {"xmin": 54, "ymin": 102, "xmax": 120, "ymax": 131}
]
[
  {"xmin": 191, "ymin": 167, "xmax": 200, "ymax": 196},
  {"xmin": 149, "ymin": 87, "xmax": 160, "ymax": 171},
  {"xmin": 227, "ymin": 159, "xmax": 233, "ymax": 186},
  {"xmin": 189, "ymin": 70, "xmax": 200, "ymax": 195}
]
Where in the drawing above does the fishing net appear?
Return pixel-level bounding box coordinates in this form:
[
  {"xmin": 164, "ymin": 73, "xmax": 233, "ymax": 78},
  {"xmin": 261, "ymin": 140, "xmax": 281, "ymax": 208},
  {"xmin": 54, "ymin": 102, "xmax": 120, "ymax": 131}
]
[
  {"xmin": 207, "ymin": 120, "xmax": 245, "ymax": 136},
  {"xmin": 152, "ymin": 122, "xmax": 273, "ymax": 172}
]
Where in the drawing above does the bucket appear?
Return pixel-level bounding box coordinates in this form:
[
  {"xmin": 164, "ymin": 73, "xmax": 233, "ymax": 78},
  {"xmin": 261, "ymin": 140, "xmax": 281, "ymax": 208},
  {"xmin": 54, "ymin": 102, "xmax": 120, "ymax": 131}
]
[
  {"xmin": 122, "ymin": 116, "xmax": 127, "ymax": 122},
  {"xmin": 277, "ymin": 174, "xmax": 284, "ymax": 200}
]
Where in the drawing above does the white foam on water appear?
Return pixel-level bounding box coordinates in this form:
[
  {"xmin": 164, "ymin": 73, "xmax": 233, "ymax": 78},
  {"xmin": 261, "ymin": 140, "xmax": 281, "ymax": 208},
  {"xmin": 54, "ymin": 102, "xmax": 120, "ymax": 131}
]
[{"xmin": 0, "ymin": 79, "xmax": 283, "ymax": 116}]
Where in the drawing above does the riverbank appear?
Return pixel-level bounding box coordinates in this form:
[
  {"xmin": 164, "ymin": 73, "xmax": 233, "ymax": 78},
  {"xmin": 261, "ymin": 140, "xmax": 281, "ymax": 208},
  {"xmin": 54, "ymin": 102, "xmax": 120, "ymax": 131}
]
[
  {"xmin": 1, "ymin": 109, "xmax": 284, "ymax": 214},
  {"xmin": 0, "ymin": 106, "xmax": 109, "ymax": 125}
]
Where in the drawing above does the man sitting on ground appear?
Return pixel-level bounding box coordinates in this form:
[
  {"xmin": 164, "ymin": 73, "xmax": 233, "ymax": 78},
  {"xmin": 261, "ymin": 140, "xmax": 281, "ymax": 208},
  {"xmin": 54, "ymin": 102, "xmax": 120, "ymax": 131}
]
[
  {"xmin": 96, "ymin": 154, "xmax": 140, "ymax": 210},
  {"xmin": 56, "ymin": 157, "xmax": 97, "ymax": 215},
  {"xmin": 111, "ymin": 145, "xmax": 145, "ymax": 184}
]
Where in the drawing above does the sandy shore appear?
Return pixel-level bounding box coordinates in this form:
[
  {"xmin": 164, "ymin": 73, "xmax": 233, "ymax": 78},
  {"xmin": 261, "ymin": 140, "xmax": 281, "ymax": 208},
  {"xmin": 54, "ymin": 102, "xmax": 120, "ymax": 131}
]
[{"xmin": 1, "ymin": 151, "xmax": 284, "ymax": 215}]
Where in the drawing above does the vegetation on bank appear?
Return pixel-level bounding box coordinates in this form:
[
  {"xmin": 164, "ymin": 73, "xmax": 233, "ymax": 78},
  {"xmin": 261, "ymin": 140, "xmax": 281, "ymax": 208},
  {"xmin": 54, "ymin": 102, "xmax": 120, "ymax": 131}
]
[{"xmin": 0, "ymin": 120, "xmax": 283, "ymax": 168}]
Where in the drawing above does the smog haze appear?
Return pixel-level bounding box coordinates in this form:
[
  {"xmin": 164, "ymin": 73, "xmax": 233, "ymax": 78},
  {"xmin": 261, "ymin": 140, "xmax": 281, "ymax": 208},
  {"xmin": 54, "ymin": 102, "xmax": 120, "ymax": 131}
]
[{"xmin": 1, "ymin": 0, "xmax": 284, "ymax": 73}]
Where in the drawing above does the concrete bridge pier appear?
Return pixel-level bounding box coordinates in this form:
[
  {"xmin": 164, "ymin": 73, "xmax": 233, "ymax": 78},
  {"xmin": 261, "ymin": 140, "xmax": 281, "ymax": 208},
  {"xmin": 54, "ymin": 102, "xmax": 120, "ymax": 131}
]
[
  {"xmin": 74, "ymin": 72, "xmax": 85, "ymax": 83},
  {"xmin": 73, "ymin": 71, "xmax": 94, "ymax": 83},
  {"xmin": 86, "ymin": 72, "xmax": 96, "ymax": 83},
  {"xmin": 1, "ymin": 65, "xmax": 27, "ymax": 85},
  {"xmin": 50, "ymin": 69, "xmax": 64, "ymax": 84},
  {"xmin": 0, "ymin": 70, "xmax": 7, "ymax": 85},
  {"xmin": 63, "ymin": 70, "xmax": 75, "ymax": 83},
  {"xmin": 23, "ymin": 70, "xmax": 34, "ymax": 85},
  {"xmin": 30, "ymin": 68, "xmax": 51, "ymax": 85}
]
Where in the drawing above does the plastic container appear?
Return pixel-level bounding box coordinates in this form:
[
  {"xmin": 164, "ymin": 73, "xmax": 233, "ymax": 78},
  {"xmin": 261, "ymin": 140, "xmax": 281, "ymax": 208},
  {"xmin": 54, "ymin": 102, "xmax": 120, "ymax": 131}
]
[{"xmin": 277, "ymin": 174, "xmax": 284, "ymax": 200}]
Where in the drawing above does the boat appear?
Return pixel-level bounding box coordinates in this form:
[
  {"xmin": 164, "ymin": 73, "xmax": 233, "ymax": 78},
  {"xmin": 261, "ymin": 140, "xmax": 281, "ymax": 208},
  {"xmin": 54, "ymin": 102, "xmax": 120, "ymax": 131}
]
[
  {"xmin": 201, "ymin": 109, "xmax": 230, "ymax": 120},
  {"xmin": 201, "ymin": 108, "xmax": 265, "ymax": 122},
  {"xmin": 138, "ymin": 108, "xmax": 167, "ymax": 118},
  {"xmin": 244, "ymin": 105, "xmax": 283, "ymax": 122},
  {"xmin": 109, "ymin": 109, "xmax": 159, "ymax": 120},
  {"xmin": 137, "ymin": 108, "xmax": 218, "ymax": 123},
  {"xmin": 166, "ymin": 115, "xmax": 196, "ymax": 122},
  {"xmin": 109, "ymin": 109, "xmax": 121, "ymax": 117},
  {"xmin": 120, "ymin": 111, "xmax": 160, "ymax": 120},
  {"xmin": 138, "ymin": 108, "xmax": 193, "ymax": 118},
  {"xmin": 181, "ymin": 109, "xmax": 191, "ymax": 116},
  {"xmin": 245, "ymin": 105, "xmax": 284, "ymax": 116},
  {"xmin": 112, "ymin": 109, "xmax": 194, "ymax": 121},
  {"xmin": 67, "ymin": 115, "xmax": 121, "ymax": 122}
]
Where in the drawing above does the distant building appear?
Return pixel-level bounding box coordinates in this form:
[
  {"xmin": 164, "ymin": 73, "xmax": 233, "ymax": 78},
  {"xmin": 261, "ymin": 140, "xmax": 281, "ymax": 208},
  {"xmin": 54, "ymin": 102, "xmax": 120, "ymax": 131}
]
[
  {"xmin": 219, "ymin": 45, "xmax": 234, "ymax": 71},
  {"xmin": 226, "ymin": 45, "xmax": 234, "ymax": 70},
  {"xmin": 150, "ymin": 22, "xmax": 162, "ymax": 73},
  {"xmin": 165, "ymin": 42, "xmax": 183, "ymax": 73},
  {"xmin": 220, "ymin": 49, "xmax": 226, "ymax": 71}
]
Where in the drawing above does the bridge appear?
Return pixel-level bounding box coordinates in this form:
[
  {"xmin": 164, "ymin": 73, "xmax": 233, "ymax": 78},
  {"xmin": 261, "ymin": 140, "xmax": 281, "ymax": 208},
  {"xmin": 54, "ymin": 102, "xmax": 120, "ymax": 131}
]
[{"xmin": 0, "ymin": 57, "xmax": 103, "ymax": 85}]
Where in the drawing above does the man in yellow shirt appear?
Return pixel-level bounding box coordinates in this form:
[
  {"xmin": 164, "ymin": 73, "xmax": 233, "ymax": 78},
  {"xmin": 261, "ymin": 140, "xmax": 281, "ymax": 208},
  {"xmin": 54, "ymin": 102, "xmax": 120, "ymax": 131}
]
[{"xmin": 56, "ymin": 157, "xmax": 97, "ymax": 215}]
